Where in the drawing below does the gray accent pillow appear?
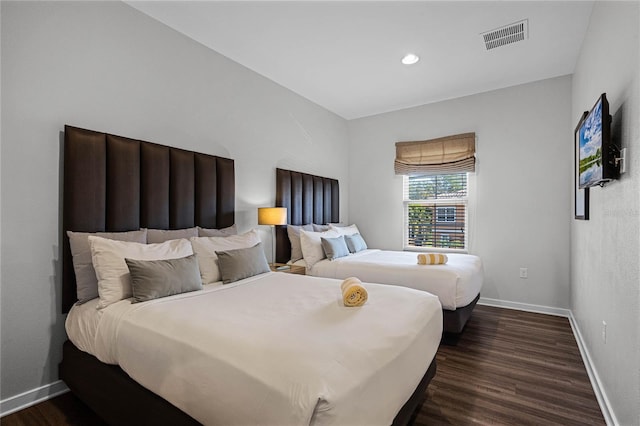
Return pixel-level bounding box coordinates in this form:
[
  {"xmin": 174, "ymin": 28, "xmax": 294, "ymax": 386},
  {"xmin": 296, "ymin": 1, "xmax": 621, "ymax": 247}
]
[
  {"xmin": 125, "ymin": 254, "xmax": 202, "ymax": 303},
  {"xmin": 287, "ymin": 224, "xmax": 314, "ymax": 262},
  {"xmin": 215, "ymin": 242, "xmax": 270, "ymax": 284},
  {"xmin": 321, "ymin": 235, "xmax": 350, "ymax": 260},
  {"xmin": 312, "ymin": 224, "xmax": 330, "ymax": 232},
  {"xmin": 345, "ymin": 233, "xmax": 368, "ymax": 253},
  {"xmin": 146, "ymin": 227, "xmax": 198, "ymax": 244},
  {"xmin": 198, "ymin": 224, "xmax": 238, "ymax": 237},
  {"xmin": 67, "ymin": 229, "xmax": 148, "ymax": 304}
]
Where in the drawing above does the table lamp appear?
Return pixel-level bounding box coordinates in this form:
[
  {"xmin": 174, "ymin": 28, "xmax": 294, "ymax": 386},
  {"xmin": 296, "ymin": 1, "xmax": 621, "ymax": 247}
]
[{"xmin": 258, "ymin": 207, "xmax": 287, "ymax": 265}]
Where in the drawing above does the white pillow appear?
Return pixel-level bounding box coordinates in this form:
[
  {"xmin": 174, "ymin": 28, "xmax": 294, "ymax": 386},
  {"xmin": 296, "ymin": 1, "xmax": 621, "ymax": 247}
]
[
  {"xmin": 88, "ymin": 236, "xmax": 193, "ymax": 309},
  {"xmin": 299, "ymin": 229, "xmax": 340, "ymax": 268},
  {"xmin": 190, "ymin": 229, "xmax": 261, "ymax": 285},
  {"xmin": 67, "ymin": 229, "xmax": 148, "ymax": 304},
  {"xmin": 287, "ymin": 224, "xmax": 314, "ymax": 263},
  {"xmin": 329, "ymin": 223, "xmax": 360, "ymax": 236}
]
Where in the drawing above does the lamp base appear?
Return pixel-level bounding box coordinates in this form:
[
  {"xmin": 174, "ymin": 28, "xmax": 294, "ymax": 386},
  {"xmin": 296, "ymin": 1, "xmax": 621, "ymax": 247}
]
[{"xmin": 271, "ymin": 226, "xmax": 277, "ymax": 265}]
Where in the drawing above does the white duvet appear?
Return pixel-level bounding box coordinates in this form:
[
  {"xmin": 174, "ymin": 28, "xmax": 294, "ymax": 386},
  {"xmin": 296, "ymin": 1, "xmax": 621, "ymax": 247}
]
[
  {"xmin": 309, "ymin": 250, "xmax": 483, "ymax": 310},
  {"xmin": 69, "ymin": 272, "xmax": 442, "ymax": 426}
]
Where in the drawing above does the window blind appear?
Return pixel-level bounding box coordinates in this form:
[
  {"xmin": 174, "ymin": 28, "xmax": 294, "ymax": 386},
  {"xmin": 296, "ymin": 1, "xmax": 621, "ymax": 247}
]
[{"xmin": 395, "ymin": 132, "xmax": 476, "ymax": 175}]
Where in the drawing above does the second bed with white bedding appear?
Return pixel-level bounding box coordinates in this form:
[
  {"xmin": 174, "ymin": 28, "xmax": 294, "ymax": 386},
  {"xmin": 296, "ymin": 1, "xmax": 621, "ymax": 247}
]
[
  {"xmin": 308, "ymin": 249, "xmax": 483, "ymax": 311},
  {"xmin": 66, "ymin": 271, "xmax": 443, "ymax": 426}
]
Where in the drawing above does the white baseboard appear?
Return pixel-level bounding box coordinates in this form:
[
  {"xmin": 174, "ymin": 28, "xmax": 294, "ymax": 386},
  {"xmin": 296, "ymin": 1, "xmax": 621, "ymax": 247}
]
[
  {"xmin": 0, "ymin": 380, "xmax": 69, "ymax": 418},
  {"xmin": 478, "ymin": 297, "xmax": 571, "ymax": 317},
  {"xmin": 568, "ymin": 312, "xmax": 618, "ymax": 426},
  {"xmin": 478, "ymin": 297, "xmax": 617, "ymax": 426}
]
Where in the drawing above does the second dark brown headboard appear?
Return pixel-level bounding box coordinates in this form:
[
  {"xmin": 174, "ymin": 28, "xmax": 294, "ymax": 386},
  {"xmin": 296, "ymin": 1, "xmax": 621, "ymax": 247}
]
[
  {"xmin": 62, "ymin": 125, "xmax": 235, "ymax": 312},
  {"xmin": 274, "ymin": 168, "xmax": 339, "ymax": 263}
]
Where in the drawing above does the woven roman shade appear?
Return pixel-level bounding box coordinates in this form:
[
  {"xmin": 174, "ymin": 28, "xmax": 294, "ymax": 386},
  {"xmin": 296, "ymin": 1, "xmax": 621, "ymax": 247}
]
[{"xmin": 395, "ymin": 132, "xmax": 476, "ymax": 175}]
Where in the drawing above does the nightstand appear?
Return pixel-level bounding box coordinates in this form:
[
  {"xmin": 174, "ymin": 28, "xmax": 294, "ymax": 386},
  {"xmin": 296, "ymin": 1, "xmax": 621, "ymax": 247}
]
[{"xmin": 269, "ymin": 263, "xmax": 306, "ymax": 275}]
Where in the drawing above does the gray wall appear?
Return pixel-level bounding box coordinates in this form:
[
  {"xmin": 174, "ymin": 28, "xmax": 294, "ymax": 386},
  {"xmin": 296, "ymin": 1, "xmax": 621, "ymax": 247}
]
[
  {"xmin": 0, "ymin": 1, "xmax": 349, "ymax": 401},
  {"xmin": 347, "ymin": 76, "xmax": 573, "ymax": 309},
  {"xmin": 571, "ymin": 2, "xmax": 640, "ymax": 425}
]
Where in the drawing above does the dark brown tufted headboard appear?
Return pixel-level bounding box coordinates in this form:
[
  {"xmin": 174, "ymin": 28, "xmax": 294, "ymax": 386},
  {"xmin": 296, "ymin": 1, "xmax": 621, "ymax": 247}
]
[
  {"xmin": 62, "ymin": 125, "xmax": 235, "ymax": 312},
  {"xmin": 274, "ymin": 168, "xmax": 339, "ymax": 264}
]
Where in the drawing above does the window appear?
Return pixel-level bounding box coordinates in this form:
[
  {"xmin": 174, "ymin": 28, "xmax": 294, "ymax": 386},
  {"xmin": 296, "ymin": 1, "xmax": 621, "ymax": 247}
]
[
  {"xmin": 395, "ymin": 132, "xmax": 475, "ymax": 251},
  {"xmin": 404, "ymin": 173, "xmax": 468, "ymax": 250}
]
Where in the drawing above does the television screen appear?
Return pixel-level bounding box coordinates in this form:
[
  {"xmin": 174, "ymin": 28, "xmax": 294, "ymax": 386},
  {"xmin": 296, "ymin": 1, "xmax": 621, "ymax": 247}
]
[{"xmin": 578, "ymin": 94, "xmax": 615, "ymax": 188}]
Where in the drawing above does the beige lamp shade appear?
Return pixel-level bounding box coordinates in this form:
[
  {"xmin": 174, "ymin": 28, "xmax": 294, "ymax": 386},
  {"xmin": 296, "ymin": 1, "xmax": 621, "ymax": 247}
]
[{"xmin": 258, "ymin": 207, "xmax": 287, "ymax": 226}]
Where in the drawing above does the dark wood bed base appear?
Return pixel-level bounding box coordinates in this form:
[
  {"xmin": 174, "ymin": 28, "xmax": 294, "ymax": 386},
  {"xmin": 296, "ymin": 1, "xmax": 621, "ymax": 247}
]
[
  {"xmin": 444, "ymin": 293, "xmax": 480, "ymax": 334},
  {"xmin": 274, "ymin": 167, "xmax": 479, "ymax": 334},
  {"xmin": 60, "ymin": 340, "xmax": 201, "ymax": 426},
  {"xmin": 60, "ymin": 127, "xmax": 435, "ymax": 425}
]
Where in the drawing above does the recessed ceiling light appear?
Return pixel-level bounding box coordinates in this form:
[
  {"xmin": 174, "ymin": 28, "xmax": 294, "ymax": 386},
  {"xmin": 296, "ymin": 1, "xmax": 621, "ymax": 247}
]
[{"xmin": 401, "ymin": 53, "xmax": 420, "ymax": 65}]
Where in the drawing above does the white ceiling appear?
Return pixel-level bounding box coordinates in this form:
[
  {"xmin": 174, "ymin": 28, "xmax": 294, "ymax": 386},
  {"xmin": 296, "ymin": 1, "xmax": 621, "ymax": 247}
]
[{"xmin": 127, "ymin": 1, "xmax": 594, "ymax": 120}]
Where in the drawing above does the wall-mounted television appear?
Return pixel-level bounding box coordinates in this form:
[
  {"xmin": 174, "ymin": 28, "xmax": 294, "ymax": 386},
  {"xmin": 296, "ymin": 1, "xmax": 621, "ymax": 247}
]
[{"xmin": 578, "ymin": 93, "xmax": 619, "ymax": 188}]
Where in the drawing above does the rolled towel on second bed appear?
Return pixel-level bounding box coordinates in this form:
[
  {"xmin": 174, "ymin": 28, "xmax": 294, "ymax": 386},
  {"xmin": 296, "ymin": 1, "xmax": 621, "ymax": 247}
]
[
  {"xmin": 417, "ymin": 253, "xmax": 448, "ymax": 265},
  {"xmin": 341, "ymin": 277, "xmax": 368, "ymax": 307}
]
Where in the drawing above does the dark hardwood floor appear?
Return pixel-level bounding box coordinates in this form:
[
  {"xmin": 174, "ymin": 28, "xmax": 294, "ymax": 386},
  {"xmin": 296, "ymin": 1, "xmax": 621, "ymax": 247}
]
[
  {"xmin": 1, "ymin": 305, "xmax": 604, "ymax": 426},
  {"xmin": 417, "ymin": 305, "xmax": 605, "ymax": 425}
]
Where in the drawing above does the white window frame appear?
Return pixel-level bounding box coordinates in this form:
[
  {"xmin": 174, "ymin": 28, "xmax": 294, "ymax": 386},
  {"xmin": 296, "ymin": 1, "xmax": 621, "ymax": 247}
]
[{"xmin": 403, "ymin": 173, "xmax": 469, "ymax": 253}]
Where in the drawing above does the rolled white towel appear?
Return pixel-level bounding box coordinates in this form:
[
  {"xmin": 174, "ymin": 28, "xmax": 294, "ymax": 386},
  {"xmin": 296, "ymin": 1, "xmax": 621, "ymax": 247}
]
[{"xmin": 340, "ymin": 277, "xmax": 368, "ymax": 307}]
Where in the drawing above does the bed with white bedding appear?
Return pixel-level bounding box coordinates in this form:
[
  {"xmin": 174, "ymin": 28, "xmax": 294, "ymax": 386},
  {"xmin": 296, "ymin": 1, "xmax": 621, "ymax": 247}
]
[
  {"xmin": 275, "ymin": 168, "xmax": 484, "ymax": 334},
  {"xmin": 307, "ymin": 249, "xmax": 483, "ymax": 311},
  {"xmin": 66, "ymin": 272, "xmax": 442, "ymax": 425},
  {"xmin": 60, "ymin": 127, "xmax": 441, "ymax": 426}
]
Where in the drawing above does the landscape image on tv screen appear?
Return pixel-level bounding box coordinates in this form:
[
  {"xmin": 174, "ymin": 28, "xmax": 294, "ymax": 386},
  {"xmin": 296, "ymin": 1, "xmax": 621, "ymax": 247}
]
[{"xmin": 579, "ymin": 98, "xmax": 603, "ymax": 188}]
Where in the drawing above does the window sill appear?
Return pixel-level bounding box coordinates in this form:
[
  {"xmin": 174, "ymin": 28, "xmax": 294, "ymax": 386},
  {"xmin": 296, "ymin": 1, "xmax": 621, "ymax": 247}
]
[{"xmin": 403, "ymin": 246, "xmax": 468, "ymax": 254}]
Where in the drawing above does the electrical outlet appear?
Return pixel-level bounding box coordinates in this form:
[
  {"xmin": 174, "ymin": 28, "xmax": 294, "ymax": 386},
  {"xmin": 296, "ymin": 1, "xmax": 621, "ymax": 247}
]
[
  {"xmin": 602, "ymin": 321, "xmax": 607, "ymax": 343},
  {"xmin": 519, "ymin": 268, "xmax": 528, "ymax": 279}
]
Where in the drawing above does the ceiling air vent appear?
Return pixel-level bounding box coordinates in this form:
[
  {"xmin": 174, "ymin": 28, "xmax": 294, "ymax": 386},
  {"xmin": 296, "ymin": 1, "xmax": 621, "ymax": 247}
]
[{"xmin": 481, "ymin": 19, "xmax": 528, "ymax": 50}]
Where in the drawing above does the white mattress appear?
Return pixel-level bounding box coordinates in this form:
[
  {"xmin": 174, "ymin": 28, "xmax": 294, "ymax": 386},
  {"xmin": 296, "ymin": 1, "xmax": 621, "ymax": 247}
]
[
  {"xmin": 66, "ymin": 272, "xmax": 442, "ymax": 426},
  {"xmin": 309, "ymin": 249, "xmax": 483, "ymax": 310}
]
